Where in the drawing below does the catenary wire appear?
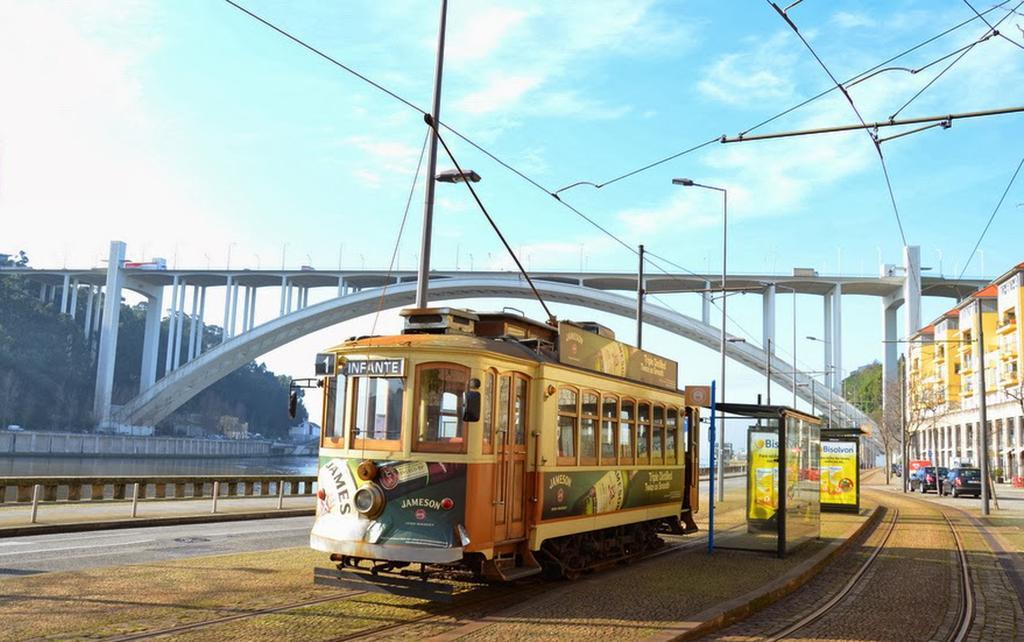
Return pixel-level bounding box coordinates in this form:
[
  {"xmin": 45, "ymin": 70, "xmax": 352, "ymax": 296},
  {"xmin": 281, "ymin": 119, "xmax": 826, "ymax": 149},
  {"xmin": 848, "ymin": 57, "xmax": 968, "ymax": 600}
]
[
  {"xmin": 964, "ymin": 0, "xmax": 1024, "ymax": 50},
  {"xmin": 369, "ymin": 129, "xmax": 430, "ymax": 336},
  {"xmin": 890, "ymin": 1, "xmax": 1024, "ymax": 120},
  {"xmin": 768, "ymin": 1, "xmax": 910, "ymax": 248},
  {"xmin": 955, "ymin": 153, "xmax": 1024, "ymax": 281},
  {"xmin": 574, "ymin": 1, "xmax": 1013, "ymax": 193}
]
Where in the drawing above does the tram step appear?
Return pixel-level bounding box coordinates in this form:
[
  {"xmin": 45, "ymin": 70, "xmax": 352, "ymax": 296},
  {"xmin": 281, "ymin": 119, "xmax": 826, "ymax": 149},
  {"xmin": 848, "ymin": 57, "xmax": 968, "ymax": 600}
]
[{"xmin": 496, "ymin": 564, "xmax": 542, "ymax": 581}]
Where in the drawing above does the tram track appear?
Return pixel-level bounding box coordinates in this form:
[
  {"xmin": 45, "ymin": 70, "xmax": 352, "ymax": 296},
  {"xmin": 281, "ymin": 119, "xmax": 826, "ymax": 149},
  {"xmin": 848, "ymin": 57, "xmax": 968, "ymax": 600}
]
[
  {"xmin": 95, "ymin": 528, "xmax": 717, "ymax": 641},
  {"xmin": 762, "ymin": 494, "xmax": 975, "ymax": 642}
]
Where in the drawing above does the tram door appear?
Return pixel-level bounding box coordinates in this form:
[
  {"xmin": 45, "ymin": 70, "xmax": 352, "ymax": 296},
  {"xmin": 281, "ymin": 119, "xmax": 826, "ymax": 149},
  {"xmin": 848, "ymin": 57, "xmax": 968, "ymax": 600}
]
[{"xmin": 494, "ymin": 373, "xmax": 528, "ymax": 542}]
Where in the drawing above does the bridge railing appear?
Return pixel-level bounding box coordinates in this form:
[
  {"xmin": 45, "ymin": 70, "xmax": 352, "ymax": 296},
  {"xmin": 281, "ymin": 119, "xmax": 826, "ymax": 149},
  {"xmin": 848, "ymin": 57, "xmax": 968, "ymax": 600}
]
[{"xmin": 0, "ymin": 475, "xmax": 317, "ymax": 524}]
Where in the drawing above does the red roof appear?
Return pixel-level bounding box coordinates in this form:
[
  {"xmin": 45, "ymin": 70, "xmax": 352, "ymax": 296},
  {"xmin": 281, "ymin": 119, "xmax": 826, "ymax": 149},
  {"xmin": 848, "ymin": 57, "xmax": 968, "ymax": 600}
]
[{"xmin": 975, "ymin": 284, "xmax": 997, "ymax": 298}]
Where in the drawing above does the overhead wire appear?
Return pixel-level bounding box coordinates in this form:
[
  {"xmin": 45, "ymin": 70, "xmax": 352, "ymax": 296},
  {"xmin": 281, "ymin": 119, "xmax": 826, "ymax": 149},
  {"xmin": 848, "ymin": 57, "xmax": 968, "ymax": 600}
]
[
  {"xmin": 963, "ymin": 0, "xmax": 1024, "ymax": 50},
  {"xmin": 955, "ymin": 153, "xmax": 1024, "ymax": 281},
  {"xmin": 889, "ymin": 1, "xmax": 1024, "ymax": 120},
  {"xmin": 767, "ymin": 1, "xmax": 909, "ymax": 248},
  {"xmin": 369, "ymin": 129, "xmax": 430, "ymax": 336}
]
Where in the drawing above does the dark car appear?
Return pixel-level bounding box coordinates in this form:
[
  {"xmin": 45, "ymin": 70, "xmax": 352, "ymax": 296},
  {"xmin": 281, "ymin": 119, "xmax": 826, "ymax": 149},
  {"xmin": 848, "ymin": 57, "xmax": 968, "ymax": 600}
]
[
  {"xmin": 943, "ymin": 468, "xmax": 982, "ymax": 498},
  {"xmin": 911, "ymin": 466, "xmax": 949, "ymax": 493}
]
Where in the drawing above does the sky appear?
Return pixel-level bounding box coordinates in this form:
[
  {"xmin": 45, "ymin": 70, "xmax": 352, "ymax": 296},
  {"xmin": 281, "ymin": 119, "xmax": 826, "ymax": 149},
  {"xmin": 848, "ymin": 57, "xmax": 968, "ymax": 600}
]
[{"xmin": 2, "ymin": 0, "xmax": 1023, "ymax": 448}]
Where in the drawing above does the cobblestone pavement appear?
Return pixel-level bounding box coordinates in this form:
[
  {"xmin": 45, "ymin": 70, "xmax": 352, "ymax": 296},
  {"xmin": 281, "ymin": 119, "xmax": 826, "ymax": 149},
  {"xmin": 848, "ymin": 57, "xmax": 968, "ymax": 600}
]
[{"xmin": 706, "ymin": 485, "xmax": 1023, "ymax": 642}]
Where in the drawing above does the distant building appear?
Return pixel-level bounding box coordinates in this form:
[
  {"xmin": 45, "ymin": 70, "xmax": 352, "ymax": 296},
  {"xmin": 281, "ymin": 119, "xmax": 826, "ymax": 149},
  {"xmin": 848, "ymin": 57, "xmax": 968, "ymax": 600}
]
[
  {"xmin": 218, "ymin": 415, "xmax": 249, "ymax": 440},
  {"xmin": 289, "ymin": 420, "xmax": 320, "ymax": 442},
  {"xmin": 906, "ymin": 262, "xmax": 1023, "ymax": 479}
]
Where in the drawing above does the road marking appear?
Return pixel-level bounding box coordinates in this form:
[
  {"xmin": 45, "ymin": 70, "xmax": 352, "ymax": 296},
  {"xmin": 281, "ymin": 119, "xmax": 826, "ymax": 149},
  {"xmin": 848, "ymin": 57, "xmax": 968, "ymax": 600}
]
[{"xmin": 0, "ymin": 539, "xmax": 154, "ymax": 557}]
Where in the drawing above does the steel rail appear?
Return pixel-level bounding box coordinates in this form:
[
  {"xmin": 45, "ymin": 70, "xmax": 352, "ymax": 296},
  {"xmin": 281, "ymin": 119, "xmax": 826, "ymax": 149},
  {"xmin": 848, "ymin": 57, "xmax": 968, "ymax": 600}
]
[
  {"xmin": 762, "ymin": 508, "xmax": 901, "ymax": 642},
  {"xmin": 944, "ymin": 513, "xmax": 974, "ymax": 642}
]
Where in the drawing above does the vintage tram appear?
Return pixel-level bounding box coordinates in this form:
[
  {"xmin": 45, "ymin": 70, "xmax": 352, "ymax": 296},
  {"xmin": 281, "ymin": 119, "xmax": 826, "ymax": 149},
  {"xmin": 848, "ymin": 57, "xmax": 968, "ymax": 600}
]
[{"xmin": 309, "ymin": 307, "xmax": 701, "ymax": 586}]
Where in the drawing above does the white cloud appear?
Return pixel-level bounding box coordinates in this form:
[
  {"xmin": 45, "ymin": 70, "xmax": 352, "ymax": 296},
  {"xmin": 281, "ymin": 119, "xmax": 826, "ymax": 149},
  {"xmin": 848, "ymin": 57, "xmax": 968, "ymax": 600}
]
[
  {"xmin": 446, "ymin": 6, "xmax": 530, "ymax": 63},
  {"xmin": 832, "ymin": 11, "xmax": 876, "ymax": 29},
  {"xmin": 696, "ymin": 33, "xmax": 798, "ymax": 107},
  {"xmin": 454, "ymin": 73, "xmax": 543, "ymax": 114}
]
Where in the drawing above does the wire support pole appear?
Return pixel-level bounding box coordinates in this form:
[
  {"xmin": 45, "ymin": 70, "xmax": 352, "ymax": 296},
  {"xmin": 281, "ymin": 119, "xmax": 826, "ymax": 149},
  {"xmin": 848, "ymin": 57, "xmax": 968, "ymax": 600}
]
[
  {"xmin": 978, "ymin": 319, "xmax": 991, "ymax": 515},
  {"xmin": 428, "ymin": 117, "xmax": 557, "ymax": 324},
  {"xmin": 414, "ymin": 0, "xmax": 448, "ymax": 309},
  {"xmin": 637, "ymin": 244, "xmax": 645, "ymax": 349},
  {"xmin": 721, "ymin": 106, "xmax": 1024, "ymax": 144}
]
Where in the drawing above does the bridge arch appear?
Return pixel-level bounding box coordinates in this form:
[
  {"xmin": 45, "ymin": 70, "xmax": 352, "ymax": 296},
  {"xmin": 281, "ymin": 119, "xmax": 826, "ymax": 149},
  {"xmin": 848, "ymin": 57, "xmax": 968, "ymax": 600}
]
[{"xmin": 111, "ymin": 277, "xmax": 874, "ymax": 431}]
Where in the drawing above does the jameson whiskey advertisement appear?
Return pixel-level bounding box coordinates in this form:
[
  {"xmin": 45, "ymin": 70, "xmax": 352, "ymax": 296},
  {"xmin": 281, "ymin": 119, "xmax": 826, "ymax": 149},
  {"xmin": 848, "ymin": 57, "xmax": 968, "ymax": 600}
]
[
  {"xmin": 748, "ymin": 430, "xmax": 780, "ymax": 522},
  {"xmin": 820, "ymin": 441, "xmax": 858, "ymax": 507},
  {"xmin": 317, "ymin": 458, "xmax": 467, "ymax": 549},
  {"xmin": 558, "ymin": 322, "xmax": 678, "ymax": 389},
  {"xmin": 541, "ymin": 469, "xmax": 683, "ymax": 520}
]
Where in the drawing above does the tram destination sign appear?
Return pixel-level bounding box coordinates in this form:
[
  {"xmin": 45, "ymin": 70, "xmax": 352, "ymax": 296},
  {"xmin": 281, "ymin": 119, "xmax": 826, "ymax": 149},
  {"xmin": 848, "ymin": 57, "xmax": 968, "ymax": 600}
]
[
  {"xmin": 557, "ymin": 322, "xmax": 677, "ymax": 389},
  {"xmin": 344, "ymin": 358, "xmax": 405, "ymax": 377}
]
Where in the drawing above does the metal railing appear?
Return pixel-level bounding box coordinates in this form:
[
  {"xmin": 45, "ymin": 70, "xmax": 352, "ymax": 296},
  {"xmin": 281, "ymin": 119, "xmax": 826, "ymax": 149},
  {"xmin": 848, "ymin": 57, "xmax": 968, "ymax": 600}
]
[{"xmin": 0, "ymin": 475, "xmax": 317, "ymax": 524}]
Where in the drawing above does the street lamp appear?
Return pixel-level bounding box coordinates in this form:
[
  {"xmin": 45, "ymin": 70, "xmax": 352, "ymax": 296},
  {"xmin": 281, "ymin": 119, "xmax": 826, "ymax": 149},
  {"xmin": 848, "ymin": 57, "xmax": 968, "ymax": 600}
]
[
  {"xmin": 674, "ymin": 177, "xmax": 728, "ymax": 502},
  {"xmin": 436, "ymin": 168, "xmax": 481, "ymax": 183},
  {"xmin": 226, "ymin": 242, "xmax": 236, "ymax": 270}
]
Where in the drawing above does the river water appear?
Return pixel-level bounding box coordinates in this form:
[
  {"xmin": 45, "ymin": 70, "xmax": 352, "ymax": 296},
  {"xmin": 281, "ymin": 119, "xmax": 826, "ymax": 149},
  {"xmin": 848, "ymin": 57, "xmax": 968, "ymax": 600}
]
[{"xmin": 0, "ymin": 456, "xmax": 318, "ymax": 477}]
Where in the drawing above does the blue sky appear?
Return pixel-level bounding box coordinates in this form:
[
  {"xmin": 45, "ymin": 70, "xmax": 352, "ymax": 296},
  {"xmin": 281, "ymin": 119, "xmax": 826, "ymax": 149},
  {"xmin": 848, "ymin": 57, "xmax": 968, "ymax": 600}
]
[{"xmin": 2, "ymin": 1, "xmax": 1023, "ymax": 445}]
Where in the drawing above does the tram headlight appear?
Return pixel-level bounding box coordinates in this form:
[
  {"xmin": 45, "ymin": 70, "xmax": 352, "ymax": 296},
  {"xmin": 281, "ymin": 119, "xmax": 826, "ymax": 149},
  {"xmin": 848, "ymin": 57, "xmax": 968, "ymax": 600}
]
[{"xmin": 353, "ymin": 483, "xmax": 386, "ymax": 519}]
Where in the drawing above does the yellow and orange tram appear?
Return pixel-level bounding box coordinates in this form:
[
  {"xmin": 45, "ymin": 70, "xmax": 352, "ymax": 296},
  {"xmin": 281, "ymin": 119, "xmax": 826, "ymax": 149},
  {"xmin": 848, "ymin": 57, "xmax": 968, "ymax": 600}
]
[{"xmin": 309, "ymin": 307, "xmax": 701, "ymax": 586}]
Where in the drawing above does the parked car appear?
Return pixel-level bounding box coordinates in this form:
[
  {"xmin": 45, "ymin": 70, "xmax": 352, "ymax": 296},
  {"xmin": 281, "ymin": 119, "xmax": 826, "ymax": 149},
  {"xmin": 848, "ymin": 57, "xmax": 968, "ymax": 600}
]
[
  {"xmin": 943, "ymin": 467, "xmax": 982, "ymax": 498},
  {"xmin": 911, "ymin": 466, "xmax": 949, "ymax": 493},
  {"xmin": 5, "ymin": 424, "xmax": 23, "ymax": 432}
]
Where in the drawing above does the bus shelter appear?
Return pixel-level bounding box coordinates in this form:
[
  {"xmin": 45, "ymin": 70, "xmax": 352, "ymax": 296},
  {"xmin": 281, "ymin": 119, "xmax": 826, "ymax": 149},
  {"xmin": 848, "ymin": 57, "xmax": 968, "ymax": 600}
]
[{"xmin": 716, "ymin": 404, "xmax": 821, "ymax": 558}]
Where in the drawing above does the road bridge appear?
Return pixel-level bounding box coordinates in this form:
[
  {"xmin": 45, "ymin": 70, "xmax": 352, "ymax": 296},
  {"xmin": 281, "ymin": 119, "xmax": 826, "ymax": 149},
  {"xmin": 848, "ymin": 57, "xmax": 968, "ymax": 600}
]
[{"xmin": 1, "ymin": 242, "xmax": 989, "ymax": 443}]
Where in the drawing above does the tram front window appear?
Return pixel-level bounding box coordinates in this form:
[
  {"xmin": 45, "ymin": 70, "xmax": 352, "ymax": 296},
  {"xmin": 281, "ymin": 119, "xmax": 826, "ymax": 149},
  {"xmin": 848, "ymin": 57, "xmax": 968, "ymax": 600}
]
[
  {"xmin": 351, "ymin": 376, "xmax": 404, "ymax": 444},
  {"xmin": 415, "ymin": 364, "xmax": 469, "ymax": 452},
  {"xmin": 323, "ymin": 374, "xmax": 347, "ymax": 441}
]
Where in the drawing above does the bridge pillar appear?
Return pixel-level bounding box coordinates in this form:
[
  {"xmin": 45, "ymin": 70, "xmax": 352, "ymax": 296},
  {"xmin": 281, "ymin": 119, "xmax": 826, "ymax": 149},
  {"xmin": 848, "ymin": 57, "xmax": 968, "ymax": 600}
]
[
  {"xmin": 248, "ymin": 287, "xmax": 257, "ymax": 329},
  {"xmin": 831, "ymin": 283, "xmax": 842, "ymax": 393},
  {"xmin": 823, "ymin": 289, "xmax": 834, "ymax": 391},
  {"xmin": 164, "ymin": 275, "xmax": 180, "ymax": 376},
  {"xmin": 59, "ymin": 274, "xmax": 71, "ymax": 314},
  {"xmin": 223, "ymin": 276, "xmax": 235, "ymax": 341},
  {"xmin": 186, "ymin": 285, "xmax": 200, "ymax": 362},
  {"xmin": 903, "ymin": 246, "xmax": 922, "ymax": 346},
  {"xmin": 701, "ymin": 280, "xmax": 711, "ymax": 325},
  {"xmin": 193, "ymin": 287, "xmax": 207, "ymax": 360},
  {"xmin": 69, "ymin": 279, "xmax": 79, "ymax": 319},
  {"xmin": 83, "ymin": 286, "xmax": 95, "ymax": 335},
  {"xmin": 93, "ymin": 241, "xmax": 126, "ymax": 426},
  {"xmin": 172, "ymin": 281, "xmax": 187, "ymax": 370},
  {"xmin": 140, "ymin": 287, "xmax": 163, "ymax": 392},
  {"xmin": 762, "ymin": 283, "xmax": 776, "ymax": 354}
]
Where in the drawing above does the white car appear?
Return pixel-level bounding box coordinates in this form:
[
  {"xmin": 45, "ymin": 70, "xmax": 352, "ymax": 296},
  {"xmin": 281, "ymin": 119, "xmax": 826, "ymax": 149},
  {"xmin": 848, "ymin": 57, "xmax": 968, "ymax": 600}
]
[{"xmin": 6, "ymin": 424, "xmax": 24, "ymax": 432}]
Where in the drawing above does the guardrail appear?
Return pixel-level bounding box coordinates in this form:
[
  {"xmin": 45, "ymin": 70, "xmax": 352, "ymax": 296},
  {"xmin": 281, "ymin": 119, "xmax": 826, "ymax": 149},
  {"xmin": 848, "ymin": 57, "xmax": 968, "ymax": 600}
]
[
  {"xmin": 698, "ymin": 464, "xmax": 746, "ymax": 477},
  {"xmin": 0, "ymin": 475, "xmax": 318, "ymax": 524}
]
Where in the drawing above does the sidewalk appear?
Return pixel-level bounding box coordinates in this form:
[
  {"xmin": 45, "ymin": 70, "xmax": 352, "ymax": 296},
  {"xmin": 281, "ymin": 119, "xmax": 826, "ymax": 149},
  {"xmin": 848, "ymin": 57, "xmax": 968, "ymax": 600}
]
[{"xmin": 0, "ymin": 495, "xmax": 314, "ymax": 536}]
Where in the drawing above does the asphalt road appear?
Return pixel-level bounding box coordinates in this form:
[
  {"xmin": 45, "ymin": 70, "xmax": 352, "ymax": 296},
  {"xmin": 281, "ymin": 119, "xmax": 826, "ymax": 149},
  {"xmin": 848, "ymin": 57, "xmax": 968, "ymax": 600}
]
[{"xmin": 0, "ymin": 516, "xmax": 313, "ymax": 576}]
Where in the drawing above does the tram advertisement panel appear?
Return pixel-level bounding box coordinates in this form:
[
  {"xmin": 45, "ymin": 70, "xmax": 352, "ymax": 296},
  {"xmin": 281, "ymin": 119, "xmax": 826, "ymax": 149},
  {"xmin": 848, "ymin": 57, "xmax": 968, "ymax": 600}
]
[
  {"xmin": 748, "ymin": 430, "xmax": 779, "ymax": 521},
  {"xmin": 820, "ymin": 441, "xmax": 857, "ymax": 506},
  {"xmin": 541, "ymin": 469, "xmax": 682, "ymax": 520},
  {"xmin": 318, "ymin": 458, "xmax": 467, "ymax": 548},
  {"xmin": 557, "ymin": 322, "xmax": 678, "ymax": 389}
]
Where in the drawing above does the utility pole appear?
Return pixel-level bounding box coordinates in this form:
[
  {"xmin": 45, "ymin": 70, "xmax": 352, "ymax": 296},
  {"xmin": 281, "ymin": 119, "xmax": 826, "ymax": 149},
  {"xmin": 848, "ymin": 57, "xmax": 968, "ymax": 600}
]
[
  {"xmin": 901, "ymin": 357, "xmax": 908, "ymax": 493},
  {"xmin": 636, "ymin": 244, "xmax": 645, "ymax": 349},
  {"xmin": 978, "ymin": 314, "xmax": 991, "ymax": 516},
  {"xmin": 414, "ymin": 0, "xmax": 449, "ymax": 309}
]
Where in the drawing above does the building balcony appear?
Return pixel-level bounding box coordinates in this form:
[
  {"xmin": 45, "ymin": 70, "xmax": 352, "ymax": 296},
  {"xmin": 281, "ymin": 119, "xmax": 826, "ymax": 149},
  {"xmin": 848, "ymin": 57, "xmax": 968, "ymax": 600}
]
[{"xmin": 997, "ymin": 321, "xmax": 1017, "ymax": 336}]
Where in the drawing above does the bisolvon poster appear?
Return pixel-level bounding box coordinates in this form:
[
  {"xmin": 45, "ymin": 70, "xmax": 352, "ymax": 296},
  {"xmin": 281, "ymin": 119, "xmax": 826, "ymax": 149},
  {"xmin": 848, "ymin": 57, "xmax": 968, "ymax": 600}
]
[
  {"xmin": 748, "ymin": 431, "xmax": 779, "ymax": 521},
  {"xmin": 820, "ymin": 441, "xmax": 857, "ymax": 506},
  {"xmin": 542, "ymin": 469, "xmax": 683, "ymax": 520}
]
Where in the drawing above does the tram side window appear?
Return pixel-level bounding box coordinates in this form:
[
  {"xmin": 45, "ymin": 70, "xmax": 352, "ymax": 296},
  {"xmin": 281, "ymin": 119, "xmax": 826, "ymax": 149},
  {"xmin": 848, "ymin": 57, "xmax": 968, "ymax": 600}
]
[
  {"xmin": 323, "ymin": 375, "xmax": 347, "ymax": 441},
  {"xmin": 351, "ymin": 376, "xmax": 403, "ymax": 445},
  {"xmin": 482, "ymin": 372, "xmax": 495, "ymax": 454},
  {"xmin": 497, "ymin": 375, "xmax": 510, "ymax": 442},
  {"xmin": 666, "ymin": 407, "xmax": 678, "ymax": 464},
  {"xmin": 652, "ymin": 404, "xmax": 665, "ymax": 463},
  {"xmin": 600, "ymin": 395, "xmax": 617, "ymax": 463},
  {"xmin": 579, "ymin": 391, "xmax": 598, "ymax": 464},
  {"xmin": 637, "ymin": 401, "xmax": 651, "ymax": 463},
  {"xmin": 557, "ymin": 388, "xmax": 578, "ymax": 463},
  {"xmin": 415, "ymin": 364, "xmax": 469, "ymax": 452},
  {"xmin": 619, "ymin": 399, "xmax": 635, "ymax": 463}
]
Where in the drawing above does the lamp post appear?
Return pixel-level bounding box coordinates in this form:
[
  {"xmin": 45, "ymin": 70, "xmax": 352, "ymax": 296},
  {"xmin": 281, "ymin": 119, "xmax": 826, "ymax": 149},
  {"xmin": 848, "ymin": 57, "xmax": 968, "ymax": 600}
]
[{"xmin": 674, "ymin": 177, "xmax": 728, "ymax": 502}]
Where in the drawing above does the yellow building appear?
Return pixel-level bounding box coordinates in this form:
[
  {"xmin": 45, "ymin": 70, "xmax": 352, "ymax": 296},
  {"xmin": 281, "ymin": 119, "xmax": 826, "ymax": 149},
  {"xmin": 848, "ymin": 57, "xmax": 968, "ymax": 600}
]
[{"xmin": 907, "ymin": 264, "xmax": 1024, "ymax": 481}]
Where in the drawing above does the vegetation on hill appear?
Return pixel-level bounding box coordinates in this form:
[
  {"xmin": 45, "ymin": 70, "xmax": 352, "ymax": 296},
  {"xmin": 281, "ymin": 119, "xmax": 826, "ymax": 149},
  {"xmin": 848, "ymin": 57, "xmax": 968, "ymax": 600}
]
[{"xmin": 0, "ymin": 252, "xmax": 306, "ymax": 437}]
